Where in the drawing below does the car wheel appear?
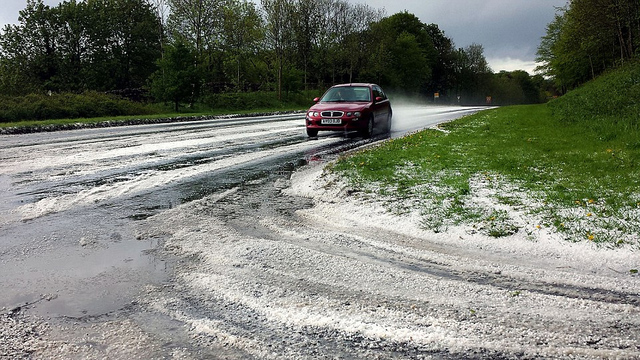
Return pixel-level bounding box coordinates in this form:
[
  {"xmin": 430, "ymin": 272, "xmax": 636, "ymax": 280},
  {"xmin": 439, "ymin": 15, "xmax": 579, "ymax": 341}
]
[
  {"xmin": 306, "ymin": 128, "xmax": 318, "ymax": 137},
  {"xmin": 360, "ymin": 115, "xmax": 374, "ymax": 138}
]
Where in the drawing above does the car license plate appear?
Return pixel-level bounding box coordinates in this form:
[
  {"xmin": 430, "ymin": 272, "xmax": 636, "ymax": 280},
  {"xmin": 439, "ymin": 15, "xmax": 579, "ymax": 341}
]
[{"xmin": 321, "ymin": 118, "xmax": 342, "ymax": 125}]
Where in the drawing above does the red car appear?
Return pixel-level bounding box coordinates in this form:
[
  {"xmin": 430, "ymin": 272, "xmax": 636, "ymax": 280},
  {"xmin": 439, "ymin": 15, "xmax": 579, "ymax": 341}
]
[{"xmin": 305, "ymin": 83, "xmax": 392, "ymax": 138}]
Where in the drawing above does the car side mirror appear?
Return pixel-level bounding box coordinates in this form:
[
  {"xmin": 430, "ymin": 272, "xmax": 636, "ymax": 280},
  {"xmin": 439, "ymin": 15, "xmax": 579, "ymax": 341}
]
[
  {"xmin": 375, "ymin": 96, "xmax": 383, "ymax": 102},
  {"xmin": 313, "ymin": 97, "xmax": 320, "ymax": 102}
]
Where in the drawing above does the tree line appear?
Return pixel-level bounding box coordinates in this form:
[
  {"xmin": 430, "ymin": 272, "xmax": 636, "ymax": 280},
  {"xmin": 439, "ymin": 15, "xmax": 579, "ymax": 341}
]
[
  {"xmin": 1, "ymin": 0, "xmax": 549, "ymax": 113},
  {"xmin": 537, "ymin": 0, "xmax": 640, "ymax": 92}
]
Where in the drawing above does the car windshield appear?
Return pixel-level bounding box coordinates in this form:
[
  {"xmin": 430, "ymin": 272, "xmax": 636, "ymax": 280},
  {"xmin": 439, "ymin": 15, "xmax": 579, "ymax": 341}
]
[{"xmin": 320, "ymin": 86, "xmax": 371, "ymax": 102}]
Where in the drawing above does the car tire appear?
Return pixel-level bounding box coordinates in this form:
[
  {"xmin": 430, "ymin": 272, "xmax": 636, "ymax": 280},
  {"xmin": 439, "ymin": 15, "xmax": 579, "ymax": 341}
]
[
  {"xmin": 387, "ymin": 110, "xmax": 393, "ymax": 133},
  {"xmin": 306, "ymin": 128, "xmax": 318, "ymax": 137},
  {"xmin": 360, "ymin": 115, "xmax": 374, "ymax": 138}
]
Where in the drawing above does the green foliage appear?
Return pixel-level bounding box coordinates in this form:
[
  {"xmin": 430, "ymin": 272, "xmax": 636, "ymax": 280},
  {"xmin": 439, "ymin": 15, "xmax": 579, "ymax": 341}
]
[
  {"xmin": 222, "ymin": 0, "xmax": 264, "ymax": 91},
  {"xmin": 0, "ymin": 92, "xmax": 157, "ymax": 122},
  {"xmin": 0, "ymin": 0, "xmax": 161, "ymax": 95},
  {"xmin": 424, "ymin": 23, "xmax": 457, "ymax": 95},
  {"xmin": 537, "ymin": 0, "xmax": 640, "ymax": 90},
  {"xmin": 454, "ymin": 44, "xmax": 496, "ymax": 104},
  {"xmin": 489, "ymin": 71, "xmax": 547, "ymax": 105},
  {"xmin": 168, "ymin": 0, "xmax": 222, "ymax": 56},
  {"xmin": 149, "ymin": 40, "xmax": 201, "ymax": 111},
  {"xmin": 368, "ymin": 12, "xmax": 434, "ymax": 94},
  {"xmin": 389, "ymin": 32, "xmax": 430, "ymax": 92},
  {"xmin": 200, "ymin": 90, "xmax": 316, "ymax": 111}
]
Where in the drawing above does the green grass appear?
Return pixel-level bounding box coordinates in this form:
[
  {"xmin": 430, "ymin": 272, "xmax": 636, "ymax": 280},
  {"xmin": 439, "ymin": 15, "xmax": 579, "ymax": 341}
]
[
  {"xmin": 548, "ymin": 61, "xmax": 640, "ymax": 139},
  {"xmin": 332, "ymin": 103, "xmax": 640, "ymax": 247},
  {"xmin": 332, "ymin": 61, "xmax": 640, "ymax": 247}
]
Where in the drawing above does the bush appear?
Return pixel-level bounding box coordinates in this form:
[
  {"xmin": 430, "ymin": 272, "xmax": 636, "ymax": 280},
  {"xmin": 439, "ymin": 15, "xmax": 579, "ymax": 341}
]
[{"xmin": 0, "ymin": 92, "xmax": 158, "ymax": 123}]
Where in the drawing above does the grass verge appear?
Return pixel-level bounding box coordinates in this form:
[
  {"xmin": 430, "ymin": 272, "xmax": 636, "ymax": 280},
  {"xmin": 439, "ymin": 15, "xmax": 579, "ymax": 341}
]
[{"xmin": 331, "ymin": 104, "xmax": 640, "ymax": 248}]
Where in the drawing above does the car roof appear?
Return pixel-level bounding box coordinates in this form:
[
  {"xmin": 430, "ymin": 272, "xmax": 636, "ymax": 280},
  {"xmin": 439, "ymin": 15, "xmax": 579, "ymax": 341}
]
[{"xmin": 332, "ymin": 83, "xmax": 377, "ymax": 88}]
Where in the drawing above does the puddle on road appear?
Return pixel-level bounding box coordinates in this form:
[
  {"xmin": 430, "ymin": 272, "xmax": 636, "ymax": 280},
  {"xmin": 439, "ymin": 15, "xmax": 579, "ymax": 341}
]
[
  {"xmin": 0, "ymin": 203, "xmax": 170, "ymax": 318},
  {"xmin": 5, "ymin": 238, "xmax": 168, "ymax": 318}
]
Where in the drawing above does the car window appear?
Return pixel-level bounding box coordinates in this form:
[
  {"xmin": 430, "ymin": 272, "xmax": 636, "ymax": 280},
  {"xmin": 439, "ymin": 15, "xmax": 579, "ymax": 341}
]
[
  {"xmin": 379, "ymin": 87, "xmax": 388, "ymax": 100},
  {"xmin": 373, "ymin": 86, "xmax": 387, "ymax": 100},
  {"xmin": 321, "ymin": 86, "xmax": 371, "ymax": 102},
  {"xmin": 353, "ymin": 87, "xmax": 371, "ymax": 101}
]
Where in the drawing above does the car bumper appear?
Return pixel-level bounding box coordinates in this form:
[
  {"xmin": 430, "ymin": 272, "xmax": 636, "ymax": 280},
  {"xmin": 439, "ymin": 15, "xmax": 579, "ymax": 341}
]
[{"xmin": 305, "ymin": 118, "xmax": 364, "ymax": 131}]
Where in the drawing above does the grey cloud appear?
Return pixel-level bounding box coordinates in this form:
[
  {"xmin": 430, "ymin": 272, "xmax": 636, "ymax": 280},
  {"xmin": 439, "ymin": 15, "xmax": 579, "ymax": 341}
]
[{"xmin": 349, "ymin": 0, "xmax": 567, "ymax": 70}]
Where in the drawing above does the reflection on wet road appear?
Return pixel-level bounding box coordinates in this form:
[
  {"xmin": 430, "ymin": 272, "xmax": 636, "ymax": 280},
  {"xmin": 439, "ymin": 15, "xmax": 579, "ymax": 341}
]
[{"xmin": 0, "ymin": 105, "xmax": 484, "ymax": 317}]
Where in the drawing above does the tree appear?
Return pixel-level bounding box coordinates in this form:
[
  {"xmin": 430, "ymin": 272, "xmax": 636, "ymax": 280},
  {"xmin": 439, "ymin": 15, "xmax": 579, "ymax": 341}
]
[
  {"xmin": 490, "ymin": 70, "xmax": 544, "ymax": 105},
  {"xmin": 167, "ymin": 0, "xmax": 223, "ymax": 57},
  {"xmin": 0, "ymin": 0, "xmax": 161, "ymax": 95},
  {"xmin": 388, "ymin": 32, "xmax": 429, "ymax": 93},
  {"xmin": 149, "ymin": 39, "xmax": 200, "ymax": 110},
  {"xmin": 100, "ymin": 0, "xmax": 162, "ymax": 90},
  {"xmin": 340, "ymin": 3, "xmax": 384, "ymax": 83},
  {"xmin": 150, "ymin": 0, "xmax": 170, "ymax": 53},
  {"xmin": 55, "ymin": 0, "xmax": 87, "ymax": 92},
  {"xmin": 454, "ymin": 44, "xmax": 493, "ymax": 104},
  {"xmin": 289, "ymin": 0, "xmax": 323, "ymax": 89},
  {"xmin": 311, "ymin": 0, "xmax": 343, "ymax": 86},
  {"xmin": 537, "ymin": 0, "xmax": 640, "ymax": 91},
  {"xmin": 222, "ymin": 0, "xmax": 263, "ymax": 91},
  {"xmin": 535, "ymin": 8, "xmax": 566, "ymax": 82},
  {"xmin": 0, "ymin": 22, "xmax": 38, "ymax": 95},
  {"xmin": 424, "ymin": 24, "xmax": 457, "ymax": 98},
  {"xmin": 167, "ymin": 0, "xmax": 227, "ymax": 96},
  {"xmin": 1, "ymin": 1, "xmax": 551, "ymax": 107},
  {"xmin": 464, "ymin": 43, "xmax": 492, "ymax": 75},
  {"xmin": 261, "ymin": 0, "xmax": 293, "ymax": 99},
  {"xmin": 0, "ymin": 0, "xmax": 61, "ymax": 94},
  {"xmin": 366, "ymin": 12, "xmax": 435, "ymax": 94}
]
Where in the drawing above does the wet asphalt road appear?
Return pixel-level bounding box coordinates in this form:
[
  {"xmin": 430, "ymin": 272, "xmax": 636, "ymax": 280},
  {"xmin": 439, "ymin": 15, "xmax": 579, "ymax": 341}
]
[
  {"xmin": 0, "ymin": 106, "xmax": 482, "ymax": 319},
  {"xmin": 2, "ymin": 105, "xmax": 639, "ymax": 359}
]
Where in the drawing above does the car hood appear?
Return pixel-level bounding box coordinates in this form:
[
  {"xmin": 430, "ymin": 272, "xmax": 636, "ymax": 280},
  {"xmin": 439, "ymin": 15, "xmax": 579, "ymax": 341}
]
[{"xmin": 309, "ymin": 102, "xmax": 370, "ymax": 112}]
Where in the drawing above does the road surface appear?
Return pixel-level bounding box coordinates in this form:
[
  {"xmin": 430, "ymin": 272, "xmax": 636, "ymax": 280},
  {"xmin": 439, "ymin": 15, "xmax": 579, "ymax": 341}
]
[{"xmin": 2, "ymin": 105, "xmax": 638, "ymax": 359}]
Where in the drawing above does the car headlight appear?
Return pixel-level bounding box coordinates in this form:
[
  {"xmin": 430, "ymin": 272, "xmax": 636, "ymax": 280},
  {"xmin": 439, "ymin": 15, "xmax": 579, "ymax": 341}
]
[{"xmin": 354, "ymin": 111, "xmax": 361, "ymax": 117}]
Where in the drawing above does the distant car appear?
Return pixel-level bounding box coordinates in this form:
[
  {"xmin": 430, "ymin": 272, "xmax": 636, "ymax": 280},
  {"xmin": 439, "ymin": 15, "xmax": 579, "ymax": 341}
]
[{"xmin": 305, "ymin": 83, "xmax": 392, "ymax": 138}]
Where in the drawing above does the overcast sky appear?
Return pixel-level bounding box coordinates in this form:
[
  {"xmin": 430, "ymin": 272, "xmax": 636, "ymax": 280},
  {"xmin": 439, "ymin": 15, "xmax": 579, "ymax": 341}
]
[
  {"xmin": 350, "ymin": 0, "xmax": 568, "ymax": 73},
  {"xmin": 1, "ymin": 0, "xmax": 567, "ymax": 74}
]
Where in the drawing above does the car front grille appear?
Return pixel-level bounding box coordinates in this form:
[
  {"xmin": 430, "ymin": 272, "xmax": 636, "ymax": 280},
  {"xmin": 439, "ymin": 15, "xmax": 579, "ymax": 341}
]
[{"xmin": 321, "ymin": 111, "xmax": 344, "ymax": 118}]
